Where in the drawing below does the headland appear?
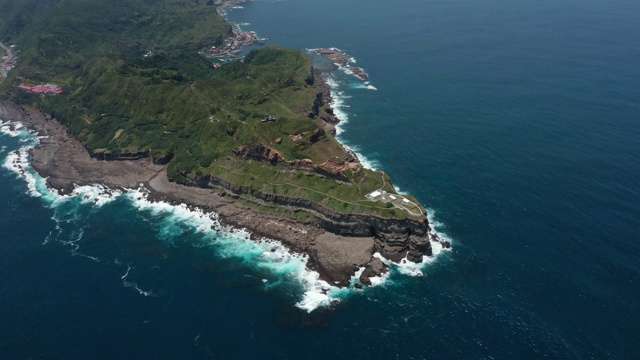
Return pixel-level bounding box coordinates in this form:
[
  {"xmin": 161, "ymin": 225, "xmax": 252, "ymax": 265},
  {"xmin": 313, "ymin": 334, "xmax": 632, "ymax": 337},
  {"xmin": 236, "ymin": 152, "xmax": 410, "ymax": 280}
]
[
  {"xmin": 0, "ymin": 0, "xmax": 449, "ymax": 290},
  {"xmin": 315, "ymin": 48, "xmax": 369, "ymax": 81}
]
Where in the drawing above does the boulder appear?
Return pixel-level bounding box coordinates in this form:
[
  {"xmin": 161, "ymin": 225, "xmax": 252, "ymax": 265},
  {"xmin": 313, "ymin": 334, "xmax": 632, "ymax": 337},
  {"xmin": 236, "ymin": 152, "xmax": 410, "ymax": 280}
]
[{"xmin": 359, "ymin": 257, "xmax": 388, "ymax": 286}]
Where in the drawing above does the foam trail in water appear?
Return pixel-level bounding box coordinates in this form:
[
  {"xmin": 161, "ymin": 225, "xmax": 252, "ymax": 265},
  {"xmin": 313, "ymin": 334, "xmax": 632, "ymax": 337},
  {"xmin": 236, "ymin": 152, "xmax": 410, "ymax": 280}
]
[
  {"xmin": 124, "ymin": 187, "xmax": 346, "ymax": 311},
  {"xmin": 121, "ymin": 264, "xmax": 156, "ymax": 297},
  {"xmin": 349, "ymin": 82, "xmax": 378, "ymax": 91},
  {"xmin": 1, "ymin": 120, "xmax": 343, "ymax": 310}
]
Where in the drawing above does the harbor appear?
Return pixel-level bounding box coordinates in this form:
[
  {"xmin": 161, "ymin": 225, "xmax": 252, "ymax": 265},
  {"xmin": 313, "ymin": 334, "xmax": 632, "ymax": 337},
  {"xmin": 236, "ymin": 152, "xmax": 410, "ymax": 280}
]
[{"xmin": 202, "ymin": 0, "xmax": 264, "ymax": 62}]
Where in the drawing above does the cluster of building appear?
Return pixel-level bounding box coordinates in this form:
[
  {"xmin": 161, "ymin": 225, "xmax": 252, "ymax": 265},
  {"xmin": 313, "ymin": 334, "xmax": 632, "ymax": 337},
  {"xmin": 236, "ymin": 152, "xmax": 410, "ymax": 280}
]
[
  {"xmin": 368, "ymin": 190, "xmax": 410, "ymax": 205},
  {"xmin": 367, "ymin": 190, "xmax": 422, "ymax": 216},
  {"xmin": 19, "ymin": 83, "xmax": 63, "ymax": 95},
  {"xmin": 200, "ymin": 29, "xmax": 259, "ymax": 61}
]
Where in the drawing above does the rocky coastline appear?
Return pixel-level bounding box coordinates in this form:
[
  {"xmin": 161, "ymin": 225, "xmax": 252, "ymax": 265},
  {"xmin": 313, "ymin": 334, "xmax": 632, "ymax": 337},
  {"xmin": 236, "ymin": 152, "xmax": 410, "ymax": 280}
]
[
  {"xmin": 0, "ymin": 1, "xmax": 448, "ymax": 288},
  {"xmin": 315, "ymin": 48, "xmax": 369, "ymax": 81},
  {"xmin": 0, "ymin": 96, "xmax": 449, "ymax": 287}
]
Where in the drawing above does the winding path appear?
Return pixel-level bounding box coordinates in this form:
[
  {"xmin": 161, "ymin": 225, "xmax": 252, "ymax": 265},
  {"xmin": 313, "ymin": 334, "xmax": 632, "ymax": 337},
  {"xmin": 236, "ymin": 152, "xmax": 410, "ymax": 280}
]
[
  {"xmin": 211, "ymin": 164, "xmax": 422, "ymax": 216},
  {"xmin": 0, "ymin": 42, "xmax": 13, "ymax": 79}
]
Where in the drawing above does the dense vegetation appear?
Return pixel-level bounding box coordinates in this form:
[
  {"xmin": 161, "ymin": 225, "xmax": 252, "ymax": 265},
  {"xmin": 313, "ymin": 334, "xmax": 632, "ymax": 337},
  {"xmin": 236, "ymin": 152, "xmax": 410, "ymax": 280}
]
[{"xmin": 0, "ymin": 0, "xmax": 418, "ymax": 218}]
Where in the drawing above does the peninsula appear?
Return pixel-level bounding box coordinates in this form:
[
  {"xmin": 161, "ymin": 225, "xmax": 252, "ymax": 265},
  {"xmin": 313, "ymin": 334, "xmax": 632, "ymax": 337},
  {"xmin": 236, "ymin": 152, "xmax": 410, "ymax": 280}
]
[
  {"xmin": 0, "ymin": 0, "xmax": 447, "ymax": 287},
  {"xmin": 315, "ymin": 48, "xmax": 369, "ymax": 81}
]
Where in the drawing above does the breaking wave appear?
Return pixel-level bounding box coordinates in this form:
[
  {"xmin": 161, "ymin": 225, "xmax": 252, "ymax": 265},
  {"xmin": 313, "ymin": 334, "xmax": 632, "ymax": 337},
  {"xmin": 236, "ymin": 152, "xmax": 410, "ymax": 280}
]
[
  {"xmin": 0, "ymin": 119, "xmax": 346, "ymax": 311},
  {"xmin": 324, "ymin": 76, "xmax": 381, "ymax": 170},
  {"xmin": 349, "ymin": 82, "xmax": 378, "ymax": 91},
  {"xmin": 1, "ymin": 116, "xmax": 452, "ymax": 313}
]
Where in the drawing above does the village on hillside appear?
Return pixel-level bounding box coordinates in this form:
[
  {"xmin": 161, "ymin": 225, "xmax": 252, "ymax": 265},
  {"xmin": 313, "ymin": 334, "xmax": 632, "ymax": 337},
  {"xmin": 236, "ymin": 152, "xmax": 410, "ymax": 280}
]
[{"xmin": 198, "ymin": 0, "xmax": 264, "ymax": 64}]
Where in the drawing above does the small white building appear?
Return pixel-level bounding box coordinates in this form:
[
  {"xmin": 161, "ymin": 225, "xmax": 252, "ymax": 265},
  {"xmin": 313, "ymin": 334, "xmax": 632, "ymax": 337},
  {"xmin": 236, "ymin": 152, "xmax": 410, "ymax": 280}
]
[{"xmin": 368, "ymin": 190, "xmax": 382, "ymax": 200}]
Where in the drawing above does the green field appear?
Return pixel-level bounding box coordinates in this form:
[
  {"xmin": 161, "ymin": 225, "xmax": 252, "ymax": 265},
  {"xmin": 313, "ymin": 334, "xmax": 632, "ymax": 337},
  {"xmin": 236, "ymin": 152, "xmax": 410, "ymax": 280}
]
[{"xmin": 0, "ymin": 0, "xmax": 422, "ymax": 219}]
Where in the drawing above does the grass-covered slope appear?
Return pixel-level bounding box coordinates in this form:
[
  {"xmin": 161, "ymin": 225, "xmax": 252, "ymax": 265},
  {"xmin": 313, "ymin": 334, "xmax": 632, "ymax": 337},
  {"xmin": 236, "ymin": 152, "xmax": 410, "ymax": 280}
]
[{"xmin": 0, "ymin": 0, "xmax": 421, "ymax": 219}]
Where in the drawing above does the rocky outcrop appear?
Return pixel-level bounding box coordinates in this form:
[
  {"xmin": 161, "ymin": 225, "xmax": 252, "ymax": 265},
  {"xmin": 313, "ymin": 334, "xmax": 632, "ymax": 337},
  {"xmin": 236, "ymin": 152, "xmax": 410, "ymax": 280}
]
[
  {"xmin": 308, "ymin": 78, "xmax": 339, "ymax": 135},
  {"xmin": 359, "ymin": 258, "xmax": 388, "ymax": 286},
  {"xmin": 0, "ymin": 100, "xmax": 441, "ymax": 288},
  {"xmin": 233, "ymin": 144, "xmax": 285, "ymax": 164},
  {"xmin": 308, "ymin": 128, "xmax": 325, "ymax": 143},
  {"xmin": 171, "ymin": 168, "xmax": 434, "ymax": 263},
  {"xmin": 232, "ymin": 144, "xmax": 362, "ymax": 182}
]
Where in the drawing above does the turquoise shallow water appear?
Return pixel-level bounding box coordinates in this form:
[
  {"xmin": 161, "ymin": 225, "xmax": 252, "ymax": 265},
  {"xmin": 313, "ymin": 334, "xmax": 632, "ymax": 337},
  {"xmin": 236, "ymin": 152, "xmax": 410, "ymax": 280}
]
[{"xmin": 2, "ymin": 0, "xmax": 640, "ymax": 358}]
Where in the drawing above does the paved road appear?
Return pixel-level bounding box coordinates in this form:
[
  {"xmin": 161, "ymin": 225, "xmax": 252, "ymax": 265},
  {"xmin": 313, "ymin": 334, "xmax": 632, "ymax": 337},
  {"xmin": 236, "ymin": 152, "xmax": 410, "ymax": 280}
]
[{"xmin": 0, "ymin": 42, "xmax": 13, "ymax": 79}]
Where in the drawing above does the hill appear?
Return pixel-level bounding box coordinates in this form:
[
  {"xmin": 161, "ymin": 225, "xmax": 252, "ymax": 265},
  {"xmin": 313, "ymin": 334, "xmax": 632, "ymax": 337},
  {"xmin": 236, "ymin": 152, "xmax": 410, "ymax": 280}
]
[{"xmin": 0, "ymin": 0, "xmax": 421, "ymax": 220}]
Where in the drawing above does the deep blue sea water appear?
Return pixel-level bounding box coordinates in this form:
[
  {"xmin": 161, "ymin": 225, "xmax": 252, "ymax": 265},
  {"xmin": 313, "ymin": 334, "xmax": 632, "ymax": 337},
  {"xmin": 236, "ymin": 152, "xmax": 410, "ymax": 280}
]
[{"xmin": 2, "ymin": 0, "xmax": 640, "ymax": 358}]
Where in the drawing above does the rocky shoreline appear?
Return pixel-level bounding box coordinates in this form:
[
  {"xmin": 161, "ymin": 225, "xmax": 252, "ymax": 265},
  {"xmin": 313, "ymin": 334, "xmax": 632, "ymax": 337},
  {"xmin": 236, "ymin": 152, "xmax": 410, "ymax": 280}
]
[
  {"xmin": 0, "ymin": 4, "xmax": 449, "ymax": 286},
  {"xmin": 315, "ymin": 48, "xmax": 369, "ymax": 81},
  {"xmin": 0, "ymin": 97, "xmax": 449, "ymax": 288}
]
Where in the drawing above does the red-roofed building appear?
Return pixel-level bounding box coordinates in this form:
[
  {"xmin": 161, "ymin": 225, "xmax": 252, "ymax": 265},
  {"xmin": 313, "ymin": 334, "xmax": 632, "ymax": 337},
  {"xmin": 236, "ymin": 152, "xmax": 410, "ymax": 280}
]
[{"xmin": 19, "ymin": 83, "xmax": 63, "ymax": 95}]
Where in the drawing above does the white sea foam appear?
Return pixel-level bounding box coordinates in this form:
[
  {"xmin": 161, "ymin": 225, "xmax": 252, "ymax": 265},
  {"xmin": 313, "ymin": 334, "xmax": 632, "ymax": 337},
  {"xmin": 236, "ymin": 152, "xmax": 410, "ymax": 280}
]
[
  {"xmin": 351, "ymin": 266, "xmax": 366, "ymax": 285},
  {"xmin": 295, "ymin": 271, "xmax": 339, "ymax": 312},
  {"xmin": 324, "ymin": 76, "xmax": 349, "ymax": 134},
  {"xmin": 0, "ymin": 119, "xmax": 25, "ymax": 137},
  {"xmin": 1, "ymin": 113, "xmax": 452, "ymax": 313},
  {"xmin": 348, "ymin": 82, "xmax": 378, "ymax": 91},
  {"xmin": 325, "ymin": 76, "xmax": 381, "ymax": 171},
  {"xmin": 394, "ymin": 185, "xmax": 407, "ymax": 195},
  {"xmin": 3, "ymin": 147, "xmax": 42, "ymax": 197},
  {"xmin": 323, "ymin": 72, "xmax": 454, "ymax": 279},
  {"xmin": 121, "ymin": 264, "xmax": 156, "ymax": 297},
  {"xmin": 369, "ymin": 271, "xmax": 390, "ymax": 287},
  {"xmin": 124, "ymin": 187, "xmax": 343, "ymax": 311},
  {"xmin": 374, "ymin": 251, "xmax": 426, "ymax": 278},
  {"xmin": 370, "ymin": 219, "xmax": 450, "ymax": 279},
  {"xmin": 341, "ymin": 67, "xmax": 355, "ymax": 77}
]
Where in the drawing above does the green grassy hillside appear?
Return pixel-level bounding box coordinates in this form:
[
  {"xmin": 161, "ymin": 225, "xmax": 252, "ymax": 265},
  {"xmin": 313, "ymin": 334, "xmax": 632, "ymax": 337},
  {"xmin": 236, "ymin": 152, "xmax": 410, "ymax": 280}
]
[{"xmin": 0, "ymin": 0, "xmax": 418, "ymax": 219}]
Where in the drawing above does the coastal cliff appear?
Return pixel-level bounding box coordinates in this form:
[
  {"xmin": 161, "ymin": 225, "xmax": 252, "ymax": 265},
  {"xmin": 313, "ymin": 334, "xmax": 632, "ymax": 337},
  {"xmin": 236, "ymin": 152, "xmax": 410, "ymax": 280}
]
[
  {"xmin": 0, "ymin": 100, "xmax": 446, "ymax": 286},
  {"xmin": 0, "ymin": 0, "xmax": 447, "ymax": 289}
]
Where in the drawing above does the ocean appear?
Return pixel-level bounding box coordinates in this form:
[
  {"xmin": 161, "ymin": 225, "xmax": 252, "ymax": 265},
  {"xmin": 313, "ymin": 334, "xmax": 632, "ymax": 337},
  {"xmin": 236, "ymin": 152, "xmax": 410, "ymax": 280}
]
[{"xmin": 2, "ymin": 0, "xmax": 640, "ymax": 358}]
